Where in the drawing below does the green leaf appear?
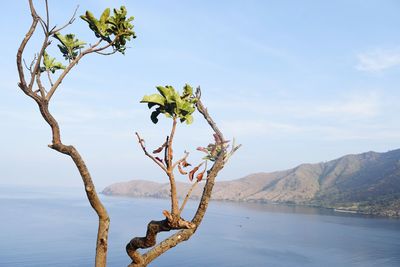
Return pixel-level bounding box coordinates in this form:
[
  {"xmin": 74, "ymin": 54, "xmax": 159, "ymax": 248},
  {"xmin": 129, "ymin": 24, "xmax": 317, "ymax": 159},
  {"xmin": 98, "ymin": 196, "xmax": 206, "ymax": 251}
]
[
  {"xmin": 182, "ymin": 84, "xmax": 193, "ymax": 98},
  {"xmin": 150, "ymin": 110, "xmax": 160, "ymax": 124},
  {"xmin": 100, "ymin": 8, "xmax": 110, "ymax": 25},
  {"xmin": 54, "ymin": 33, "xmax": 86, "ymax": 60},
  {"xmin": 179, "ymin": 101, "xmax": 195, "ymax": 114},
  {"xmin": 81, "ymin": 9, "xmax": 111, "ymax": 41},
  {"xmin": 156, "ymin": 86, "xmax": 175, "ymax": 103},
  {"xmin": 81, "ymin": 6, "xmax": 136, "ymax": 54},
  {"xmin": 140, "ymin": 94, "xmax": 166, "ymax": 107},
  {"xmin": 184, "ymin": 115, "xmax": 193, "ymax": 125},
  {"xmin": 172, "ymin": 90, "xmax": 183, "ymax": 107},
  {"xmin": 41, "ymin": 51, "xmax": 65, "ymax": 73},
  {"xmin": 141, "ymin": 84, "xmax": 197, "ymax": 124}
]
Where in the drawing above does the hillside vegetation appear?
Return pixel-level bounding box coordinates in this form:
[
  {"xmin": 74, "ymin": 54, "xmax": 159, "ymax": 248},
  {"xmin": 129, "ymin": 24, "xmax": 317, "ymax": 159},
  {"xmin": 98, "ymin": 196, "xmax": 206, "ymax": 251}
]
[{"xmin": 103, "ymin": 149, "xmax": 400, "ymax": 217}]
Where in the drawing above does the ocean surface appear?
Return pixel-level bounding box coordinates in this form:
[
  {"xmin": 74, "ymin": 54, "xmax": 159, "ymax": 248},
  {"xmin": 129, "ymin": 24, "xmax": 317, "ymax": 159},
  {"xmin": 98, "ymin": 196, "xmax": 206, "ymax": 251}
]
[{"xmin": 0, "ymin": 186, "xmax": 399, "ymax": 267}]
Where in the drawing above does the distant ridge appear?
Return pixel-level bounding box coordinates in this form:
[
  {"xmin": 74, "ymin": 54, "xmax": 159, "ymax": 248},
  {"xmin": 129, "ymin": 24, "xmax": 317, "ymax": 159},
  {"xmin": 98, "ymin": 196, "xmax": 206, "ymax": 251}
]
[{"xmin": 103, "ymin": 149, "xmax": 400, "ymax": 217}]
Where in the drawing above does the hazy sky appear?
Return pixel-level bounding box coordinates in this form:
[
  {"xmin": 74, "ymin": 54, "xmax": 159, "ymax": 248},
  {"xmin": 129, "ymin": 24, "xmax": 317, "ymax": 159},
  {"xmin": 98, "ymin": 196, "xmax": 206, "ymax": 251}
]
[{"xmin": 1, "ymin": 1, "xmax": 400, "ymax": 188}]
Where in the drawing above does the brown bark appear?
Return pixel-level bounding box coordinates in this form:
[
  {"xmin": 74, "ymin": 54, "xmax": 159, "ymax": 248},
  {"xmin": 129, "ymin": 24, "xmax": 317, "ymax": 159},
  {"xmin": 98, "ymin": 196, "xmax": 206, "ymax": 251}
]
[
  {"xmin": 19, "ymin": 85, "xmax": 111, "ymax": 267},
  {"xmin": 126, "ymin": 216, "xmax": 195, "ymax": 266},
  {"xmin": 180, "ymin": 180, "xmax": 199, "ymax": 213},
  {"xmin": 143, "ymin": 146, "xmax": 225, "ymax": 265},
  {"xmin": 126, "ymin": 88, "xmax": 228, "ymax": 267},
  {"xmin": 166, "ymin": 118, "xmax": 179, "ymax": 216},
  {"xmin": 16, "ymin": 1, "xmax": 112, "ymax": 266}
]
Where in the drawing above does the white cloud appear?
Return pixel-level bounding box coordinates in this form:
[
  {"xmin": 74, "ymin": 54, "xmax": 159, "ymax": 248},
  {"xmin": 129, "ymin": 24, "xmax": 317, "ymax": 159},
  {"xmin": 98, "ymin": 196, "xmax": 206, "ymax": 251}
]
[
  {"xmin": 356, "ymin": 48, "xmax": 400, "ymax": 72},
  {"xmin": 316, "ymin": 91, "xmax": 381, "ymax": 118},
  {"xmin": 221, "ymin": 120, "xmax": 303, "ymax": 137},
  {"xmin": 221, "ymin": 118, "xmax": 400, "ymax": 142},
  {"xmin": 218, "ymin": 90, "xmax": 388, "ymax": 140},
  {"xmin": 209, "ymin": 89, "xmax": 382, "ymax": 120}
]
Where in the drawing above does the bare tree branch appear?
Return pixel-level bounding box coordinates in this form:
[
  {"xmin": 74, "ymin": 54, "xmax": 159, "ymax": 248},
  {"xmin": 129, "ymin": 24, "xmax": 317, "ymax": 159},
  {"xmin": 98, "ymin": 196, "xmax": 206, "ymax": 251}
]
[
  {"xmin": 166, "ymin": 118, "xmax": 180, "ymax": 216},
  {"xmin": 180, "ymin": 180, "xmax": 199, "ymax": 213},
  {"xmin": 167, "ymin": 118, "xmax": 177, "ymax": 168},
  {"xmin": 224, "ymin": 139, "xmax": 242, "ymax": 163},
  {"xmin": 45, "ymin": 0, "xmax": 50, "ymax": 31},
  {"xmin": 143, "ymin": 145, "xmax": 226, "ymax": 266},
  {"xmin": 35, "ymin": 72, "xmax": 46, "ymax": 98},
  {"xmin": 172, "ymin": 151, "xmax": 189, "ymax": 170},
  {"xmin": 94, "ymin": 49, "xmax": 118, "ymax": 56},
  {"xmin": 28, "ymin": 34, "xmax": 49, "ymax": 92},
  {"xmin": 23, "ymin": 56, "xmax": 36, "ymax": 74},
  {"xmin": 46, "ymin": 70, "xmax": 54, "ymax": 87},
  {"xmin": 17, "ymin": 0, "xmax": 39, "ymax": 94},
  {"xmin": 135, "ymin": 132, "xmax": 168, "ymax": 172},
  {"xmin": 164, "ymin": 136, "xmax": 169, "ymax": 167},
  {"xmin": 46, "ymin": 37, "xmax": 120, "ymax": 101},
  {"xmin": 195, "ymin": 87, "xmax": 224, "ymax": 139},
  {"xmin": 45, "ymin": 51, "xmax": 84, "ymax": 100},
  {"xmin": 38, "ymin": 16, "xmax": 47, "ymax": 34},
  {"xmin": 50, "ymin": 5, "xmax": 79, "ymax": 34}
]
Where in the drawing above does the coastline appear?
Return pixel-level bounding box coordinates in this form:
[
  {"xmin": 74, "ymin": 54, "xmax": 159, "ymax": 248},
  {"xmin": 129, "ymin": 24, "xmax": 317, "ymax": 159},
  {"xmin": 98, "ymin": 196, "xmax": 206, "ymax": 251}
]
[{"xmin": 101, "ymin": 192, "xmax": 400, "ymax": 219}]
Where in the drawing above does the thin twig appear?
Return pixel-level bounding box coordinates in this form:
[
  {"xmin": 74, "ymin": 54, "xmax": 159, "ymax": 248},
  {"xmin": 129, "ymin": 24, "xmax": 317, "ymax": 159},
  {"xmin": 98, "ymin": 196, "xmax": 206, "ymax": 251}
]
[
  {"xmin": 46, "ymin": 70, "xmax": 54, "ymax": 87},
  {"xmin": 50, "ymin": 5, "xmax": 79, "ymax": 34},
  {"xmin": 94, "ymin": 49, "xmax": 118, "ymax": 56},
  {"xmin": 29, "ymin": 55, "xmax": 37, "ymax": 72},
  {"xmin": 167, "ymin": 118, "xmax": 177, "ymax": 169},
  {"xmin": 38, "ymin": 17, "xmax": 47, "ymax": 34},
  {"xmin": 45, "ymin": 50, "xmax": 85, "ymax": 100},
  {"xmin": 45, "ymin": 37, "xmax": 121, "ymax": 101},
  {"xmin": 180, "ymin": 180, "xmax": 198, "ymax": 213},
  {"xmin": 224, "ymin": 143, "xmax": 242, "ymax": 163},
  {"xmin": 17, "ymin": 0, "xmax": 40, "ymax": 94},
  {"xmin": 23, "ymin": 58, "xmax": 35, "ymax": 74},
  {"xmin": 164, "ymin": 136, "xmax": 169, "ymax": 167},
  {"xmin": 89, "ymin": 39, "xmax": 103, "ymax": 50},
  {"xmin": 28, "ymin": 34, "xmax": 50, "ymax": 92},
  {"xmin": 135, "ymin": 132, "xmax": 168, "ymax": 172},
  {"xmin": 45, "ymin": 0, "xmax": 50, "ymax": 32},
  {"xmin": 35, "ymin": 72, "xmax": 46, "ymax": 99},
  {"xmin": 172, "ymin": 151, "xmax": 189, "ymax": 170}
]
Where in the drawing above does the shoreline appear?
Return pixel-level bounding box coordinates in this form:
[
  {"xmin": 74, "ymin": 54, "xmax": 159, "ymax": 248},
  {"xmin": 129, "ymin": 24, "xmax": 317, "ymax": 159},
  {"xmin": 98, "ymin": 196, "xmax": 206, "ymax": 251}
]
[{"xmin": 101, "ymin": 192, "xmax": 400, "ymax": 219}]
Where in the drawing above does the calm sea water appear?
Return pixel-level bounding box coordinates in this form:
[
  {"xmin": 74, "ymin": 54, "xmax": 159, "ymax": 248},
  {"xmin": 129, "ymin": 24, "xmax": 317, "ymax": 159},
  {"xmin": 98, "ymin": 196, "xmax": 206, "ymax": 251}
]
[{"xmin": 0, "ymin": 186, "xmax": 399, "ymax": 267}]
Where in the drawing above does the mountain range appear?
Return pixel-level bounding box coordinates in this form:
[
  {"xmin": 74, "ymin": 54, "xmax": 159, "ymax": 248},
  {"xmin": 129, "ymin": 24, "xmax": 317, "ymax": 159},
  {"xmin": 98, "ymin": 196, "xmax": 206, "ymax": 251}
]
[{"xmin": 102, "ymin": 149, "xmax": 400, "ymax": 217}]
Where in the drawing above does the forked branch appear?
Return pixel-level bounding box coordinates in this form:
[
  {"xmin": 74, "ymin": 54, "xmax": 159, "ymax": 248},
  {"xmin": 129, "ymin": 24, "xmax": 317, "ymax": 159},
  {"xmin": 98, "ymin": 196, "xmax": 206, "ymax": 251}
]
[
  {"xmin": 126, "ymin": 87, "xmax": 238, "ymax": 267},
  {"xmin": 50, "ymin": 5, "xmax": 79, "ymax": 34},
  {"xmin": 16, "ymin": 1, "xmax": 136, "ymax": 266},
  {"xmin": 172, "ymin": 151, "xmax": 189, "ymax": 170},
  {"xmin": 135, "ymin": 132, "xmax": 167, "ymax": 172}
]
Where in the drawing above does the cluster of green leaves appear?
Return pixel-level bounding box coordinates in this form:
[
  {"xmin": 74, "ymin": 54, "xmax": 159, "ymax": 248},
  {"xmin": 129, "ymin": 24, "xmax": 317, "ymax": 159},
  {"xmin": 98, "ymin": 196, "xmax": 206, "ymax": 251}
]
[
  {"xmin": 40, "ymin": 51, "xmax": 66, "ymax": 73},
  {"xmin": 54, "ymin": 33, "xmax": 86, "ymax": 61},
  {"xmin": 141, "ymin": 84, "xmax": 197, "ymax": 124},
  {"xmin": 80, "ymin": 6, "xmax": 136, "ymax": 54}
]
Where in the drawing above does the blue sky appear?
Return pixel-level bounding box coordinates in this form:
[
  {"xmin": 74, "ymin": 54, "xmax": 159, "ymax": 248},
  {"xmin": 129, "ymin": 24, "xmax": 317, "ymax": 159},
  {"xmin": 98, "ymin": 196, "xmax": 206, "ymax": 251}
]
[{"xmin": 1, "ymin": 1, "xmax": 400, "ymax": 187}]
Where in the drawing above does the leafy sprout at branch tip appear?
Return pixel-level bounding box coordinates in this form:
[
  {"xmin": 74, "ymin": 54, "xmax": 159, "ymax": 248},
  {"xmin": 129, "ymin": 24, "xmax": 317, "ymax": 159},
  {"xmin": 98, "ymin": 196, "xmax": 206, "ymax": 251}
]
[
  {"xmin": 53, "ymin": 33, "xmax": 86, "ymax": 60},
  {"xmin": 40, "ymin": 51, "xmax": 65, "ymax": 73},
  {"xmin": 80, "ymin": 6, "xmax": 136, "ymax": 54},
  {"xmin": 140, "ymin": 84, "xmax": 197, "ymax": 124}
]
